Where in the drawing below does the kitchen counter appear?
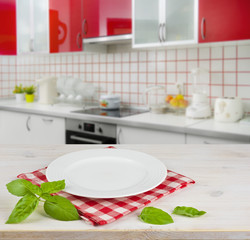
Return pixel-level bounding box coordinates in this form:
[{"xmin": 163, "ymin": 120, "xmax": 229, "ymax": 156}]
[
  {"xmin": 1, "ymin": 144, "xmax": 250, "ymax": 240},
  {"xmin": 0, "ymin": 99, "xmax": 250, "ymax": 141}
]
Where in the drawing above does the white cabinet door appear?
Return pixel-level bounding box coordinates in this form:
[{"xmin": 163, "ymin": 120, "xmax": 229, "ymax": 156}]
[
  {"xmin": 0, "ymin": 111, "xmax": 31, "ymax": 144},
  {"xmin": 117, "ymin": 125, "xmax": 185, "ymax": 144},
  {"xmin": 132, "ymin": 0, "xmax": 197, "ymax": 48},
  {"xmin": 0, "ymin": 111, "xmax": 65, "ymax": 144},
  {"xmin": 133, "ymin": 0, "xmax": 161, "ymax": 47},
  {"xmin": 17, "ymin": 0, "xmax": 49, "ymax": 54},
  {"xmin": 30, "ymin": 115, "xmax": 65, "ymax": 144},
  {"xmin": 163, "ymin": 0, "xmax": 197, "ymax": 44},
  {"xmin": 186, "ymin": 134, "xmax": 250, "ymax": 144}
]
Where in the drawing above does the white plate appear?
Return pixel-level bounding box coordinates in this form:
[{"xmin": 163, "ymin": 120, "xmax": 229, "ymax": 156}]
[{"xmin": 46, "ymin": 148, "xmax": 167, "ymax": 198}]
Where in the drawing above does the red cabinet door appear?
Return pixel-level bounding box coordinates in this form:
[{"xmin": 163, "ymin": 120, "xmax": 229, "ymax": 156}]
[
  {"xmin": 0, "ymin": 0, "xmax": 17, "ymax": 55},
  {"xmin": 199, "ymin": 0, "xmax": 250, "ymax": 43},
  {"xmin": 49, "ymin": 0, "xmax": 82, "ymax": 53},
  {"xmin": 82, "ymin": 0, "xmax": 132, "ymax": 39}
]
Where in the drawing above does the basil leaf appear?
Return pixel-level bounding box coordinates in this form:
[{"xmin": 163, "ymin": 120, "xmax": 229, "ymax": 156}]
[
  {"xmin": 6, "ymin": 193, "xmax": 39, "ymax": 224},
  {"xmin": 139, "ymin": 207, "xmax": 174, "ymax": 225},
  {"xmin": 40, "ymin": 180, "xmax": 65, "ymax": 194},
  {"xmin": 40, "ymin": 193, "xmax": 56, "ymax": 202},
  {"xmin": 44, "ymin": 195, "xmax": 80, "ymax": 221},
  {"xmin": 6, "ymin": 179, "xmax": 42, "ymax": 197},
  {"xmin": 173, "ymin": 206, "xmax": 206, "ymax": 217}
]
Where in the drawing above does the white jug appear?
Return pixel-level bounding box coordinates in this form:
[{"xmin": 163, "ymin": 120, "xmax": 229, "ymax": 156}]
[{"xmin": 36, "ymin": 76, "xmax": 57, "ymax": 104}]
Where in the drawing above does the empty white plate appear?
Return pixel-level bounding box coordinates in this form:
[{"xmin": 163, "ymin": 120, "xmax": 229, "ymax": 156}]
[{"xmin": 46, "ymin": 148, "xmax": 167, "ymax": 198}]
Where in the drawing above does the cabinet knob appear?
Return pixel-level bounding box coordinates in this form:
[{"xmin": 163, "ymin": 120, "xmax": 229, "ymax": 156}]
[
  {"xmin": 78, "ymin": 124, "xmax": 82, "ymax": 130},
  {"xmin": 98, "ymin": 127, "xmax": 103, "ymax": 134}
]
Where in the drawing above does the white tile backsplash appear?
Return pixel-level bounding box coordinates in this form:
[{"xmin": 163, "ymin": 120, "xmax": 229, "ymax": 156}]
[
  {"xmin": 211, "ymin": 46, "xmax": 223, "ymax": 59},
  {"xmin": 0, "ymin": 41, "xmax": 250, "ymax": 110}
]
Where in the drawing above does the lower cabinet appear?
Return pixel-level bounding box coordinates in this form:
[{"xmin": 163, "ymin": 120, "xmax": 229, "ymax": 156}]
[
  {"xmin": 117, "ymin": 125, "xmax": 185, "ymax": 144},
  {"xmin": 0, "ymin": 111, "xmax": 65, "ymax": 144},
  {"xmin": 186, "ymin": 134, "xmax": 249, "ymax": 144}
]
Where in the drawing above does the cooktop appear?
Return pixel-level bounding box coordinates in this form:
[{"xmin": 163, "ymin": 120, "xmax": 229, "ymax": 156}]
[{"xmin": 71, "ymin": 107, "xmax": 148, "ymax": 118}]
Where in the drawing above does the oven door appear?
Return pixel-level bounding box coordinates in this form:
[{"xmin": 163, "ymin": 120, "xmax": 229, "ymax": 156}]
[{"xmin": 66, "ymin": 130, "xmax": 116, "ymax": 144}]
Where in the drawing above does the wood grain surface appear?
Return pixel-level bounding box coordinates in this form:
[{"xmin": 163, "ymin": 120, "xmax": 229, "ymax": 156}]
[{"xmin": 0, "ymin": 144, "xmax": 250, "ymax": 240}]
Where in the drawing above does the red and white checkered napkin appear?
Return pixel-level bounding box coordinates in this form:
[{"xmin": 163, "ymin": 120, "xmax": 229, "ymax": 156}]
[{"xmin": 17, "ymin": 168, "xmax": 195, "ymax": 226}]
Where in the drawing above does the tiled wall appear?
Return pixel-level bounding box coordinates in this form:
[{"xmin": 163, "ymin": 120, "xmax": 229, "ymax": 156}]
[{"xmin": 0, "ymin": 41, "xmax": 250, "ymax": 111}]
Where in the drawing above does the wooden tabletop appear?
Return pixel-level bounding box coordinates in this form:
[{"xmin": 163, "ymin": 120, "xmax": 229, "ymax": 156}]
[{"xmin": 0, "ymin": 144, "xmax": 250, "ymax": 240}]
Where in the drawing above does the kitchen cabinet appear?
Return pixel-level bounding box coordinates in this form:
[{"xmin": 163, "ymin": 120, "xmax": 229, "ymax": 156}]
[
  {"xmin": 82, "ymin": 0, "xmax": 132, "ymax": 39},
  {"xmin": 132, "ymin": 0, "xmax": 198, "ymax": 48},
  {"xmin": 15, "ymin": 0, "xmax": 83, "ymax": 54},
  {"xmin": 186, "ymin": 133, "xmax": 250, "ymax": 144},
  {"xmin": 198, "ymin": 0, "xmax": 250, "ymax": 43},
  {"xmin": 49, "ymin": 0, "xmax": 83, "ymax": 52},
  {"xmin": 17, "ymin": 0, "xmax": 49, "ymax": 54},
  {"xmin": 117, "ymin": 125, "xmax": 185, "ymax": 144},
  {"xmin": 0, "ymin": 0, "xmax": 17, "ymax": 55},
  {"xmin": 0, "ymin": 111, "xmax": 65, "ymax": 144}
]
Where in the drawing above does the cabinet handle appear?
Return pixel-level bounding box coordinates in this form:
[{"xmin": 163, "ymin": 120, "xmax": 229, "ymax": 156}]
[
  {"xmin": 26, "ymin": 116, "xmax": 31, "ymax": 131},
  {"xmin": 29, "ymin": 39, "xmax": 34, "ymax": 52},
  {"xmin": 203, "ymin": 141, "xmax": 210, "ymax": 144},
  {"xmin": 76, "ymin": 32, "xmax": 82, "ymax": 49},
  {"xmin": 162, "ymin": 23, "xmax": 166, "ymax": 42},
  {"xmin": 82, "ymin": 19, "xmax": 88, "ymax": 35},
  {"xmin": 117, "ymin": 128, "xmax": 122, "ymax": 144},
  {"xmin": 42, "ymin": 118, "xmax": 54, "ymax": 124},
  {"xmin": 158, "ymin": 23, "xmax": 163, "ymax": 42},
  {"xmin": 201, "ymin": 17, "xmax": 206, "ymax": 40}
]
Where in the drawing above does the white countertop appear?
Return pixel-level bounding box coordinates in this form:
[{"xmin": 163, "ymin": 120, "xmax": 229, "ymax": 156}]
[
  {"xmin": 0, "ymin": 144, "xmax": 250, "ymax": 240},
  {"xmin": 0, "ymin": 99, "xmax": 250, "ymax": 140}
]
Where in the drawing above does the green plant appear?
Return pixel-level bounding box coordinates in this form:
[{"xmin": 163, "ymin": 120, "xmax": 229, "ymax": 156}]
[
  {"xmin": 13, "ymin": 84, "xmax": 24, "ymax": 94},
  {"xmin": 6, "ymin": 179, "xmax": 80, "ymax": 223},
  {"xmin": 24, "ymin": 85, "xmax": 36, "ymax": 95}
]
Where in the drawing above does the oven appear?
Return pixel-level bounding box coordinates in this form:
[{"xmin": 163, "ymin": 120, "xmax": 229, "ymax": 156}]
[{"xmin": 66, "ymin": 118, "xmax": 116, "ymax": 144}]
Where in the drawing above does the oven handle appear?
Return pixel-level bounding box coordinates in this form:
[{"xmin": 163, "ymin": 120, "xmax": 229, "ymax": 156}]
[{"xmin": 70, "ymin": 135, "xmax": 103, "ymax": 144}]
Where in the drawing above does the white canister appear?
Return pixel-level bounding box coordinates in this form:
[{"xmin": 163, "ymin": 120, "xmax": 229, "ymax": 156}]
[
  {"xmin": 214, "ymin": 97, "xmax": 244, "ymax": 122},
  {"xmin": 99, "ymin": 94, "xmax": 120, "ymax": 110}
]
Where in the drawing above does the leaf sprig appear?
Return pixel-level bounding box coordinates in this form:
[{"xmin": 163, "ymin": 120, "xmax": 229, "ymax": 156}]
[{"xmin": 6, "ymin": 179, "xmax": 80, "ymax": 224}]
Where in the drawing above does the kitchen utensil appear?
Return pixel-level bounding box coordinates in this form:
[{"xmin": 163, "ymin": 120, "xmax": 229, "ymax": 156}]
[
  {"xmin": 214, "ymin": 97, "xmax": 243, "ymax": 122},
  {"xmin": 186, "ymin": 68, "xmax": 211, "ymax": 118},
  {"xmin": 144, "ymin": 85, "xmax": 168, "ymax": 114},
  {"xmin": 36, "ymin": 76, "xmax": 57, "ymax": 104},
  {"xmin": 100, "ymin": 93, "xmax": 120, "ymax": 110},
  {"xmin": 46, "ymin": 148, "xmax": 167, "ymax": 198}
]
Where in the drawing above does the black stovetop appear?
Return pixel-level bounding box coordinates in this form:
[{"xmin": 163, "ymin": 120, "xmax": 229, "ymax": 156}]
[{"xmin": 71, "ymin": 107, "xmax": 148, "ymax": 118}]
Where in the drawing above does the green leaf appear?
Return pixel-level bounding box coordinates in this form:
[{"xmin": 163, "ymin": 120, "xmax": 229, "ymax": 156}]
[
  {"xmin": 172, "ymin": 206, "xmax": 206, "ymax": 217},
  {"xmin": 40, "ymin": 193, "xmax": 56, "ymax": 202},
  {"xmin": 139, "ymin": 207, "xmax": 174, "ymax": 225},
  {"xmin": 6, "ymin": 179, "xmax": 42, "ymax": 197},
  {"xmin": 44, "ymin": 195, "xmax": 80, "ymax": 221},
  {"xmin": 6, "ymin": 193, "xmax": 39, "ymax": 224},
  {"xmin": 40, "ymin": 180, "xmax": 65, "ymax": 194}
]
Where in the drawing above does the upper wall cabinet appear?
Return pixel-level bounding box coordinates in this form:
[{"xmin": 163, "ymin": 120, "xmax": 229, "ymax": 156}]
[
  {"xmin": 0, "ymin": 0, "xmax": 83, "ymax": 55},
  {"xmin": 82, "ymin": 0, "xmax": 132, "ymax": 39},
  {"xmin": 132, "ymin": 0, "xmax": 198, "ymax": 48},
  {"xmin": 17, "ymin": 0, "xmax": 49, "ymax": 54},
  {"xmin": 199, "ymin": 0, "xmax": 250, "ymax": 43},
  {"xmin": 49, "ymin": 0, "xmax": 82, "ymax": 53},
  {"xmin": 0, "ymin": 0, "xmax": 17, "ymax": 55}
]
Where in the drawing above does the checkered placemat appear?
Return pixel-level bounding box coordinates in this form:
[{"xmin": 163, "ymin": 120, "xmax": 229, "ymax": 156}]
[{"xmin": 17, "ymin": 167, "xmax": 195, "ymax": 225}]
